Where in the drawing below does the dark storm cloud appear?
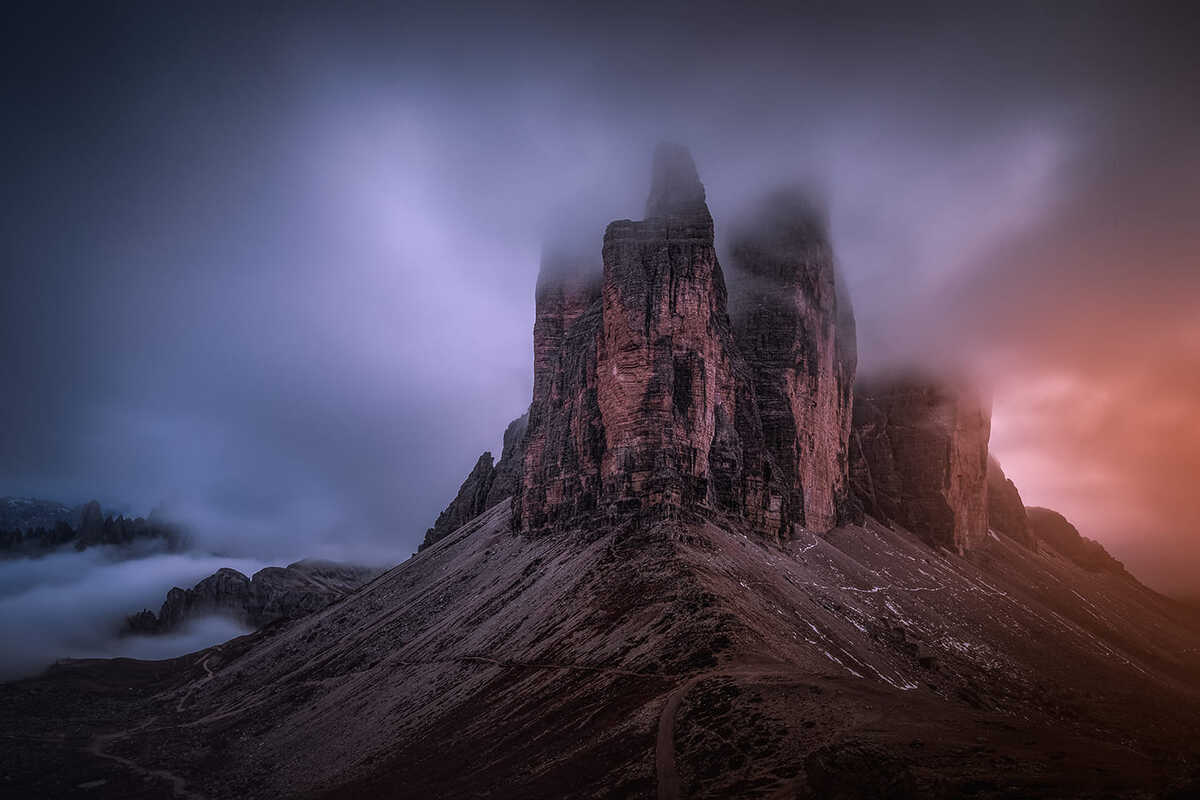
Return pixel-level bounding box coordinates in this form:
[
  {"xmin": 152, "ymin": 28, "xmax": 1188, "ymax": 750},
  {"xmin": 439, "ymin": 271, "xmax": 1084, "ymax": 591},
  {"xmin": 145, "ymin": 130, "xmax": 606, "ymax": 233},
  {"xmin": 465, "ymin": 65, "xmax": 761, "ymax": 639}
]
[{"xmin": 2, "ymin": 2, "xmax": 1197, "ymax": 588}]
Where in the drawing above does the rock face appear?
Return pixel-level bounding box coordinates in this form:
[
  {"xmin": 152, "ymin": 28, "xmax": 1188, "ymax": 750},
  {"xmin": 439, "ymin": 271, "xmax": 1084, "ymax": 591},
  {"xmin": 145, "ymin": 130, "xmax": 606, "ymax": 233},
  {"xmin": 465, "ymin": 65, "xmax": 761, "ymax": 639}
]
[
  {"xmin": 850, "ymin": 377, "xmax": 991, "ymax": 553},
  {"xmin": 513, "ymin": 247, "xmax": 606, "ymax": 532},
  {"xmin": 986, "ymin": 456, "xmax": 1036, "ymax": 547},
  {"xmin": 126, "ymin": 560, "xmax": 383, "ymax": 635},
  {"xmin": 729, "ymin": 189, "xmax": 858, "ymax": 531},
  {"xmin": 1027, "ymin": 506, "xmax": 1128, "ymax": 575},
  {"xmin": 520, "ymin": 145, "xmax": 812, "ymax": 539},
  {"xmin": 422, "ymin": 413, "xmax": 529, "ymax": 550},
  {"xmin": 596, "ymin": 143, "xmax": 783, "ymax": 534}
]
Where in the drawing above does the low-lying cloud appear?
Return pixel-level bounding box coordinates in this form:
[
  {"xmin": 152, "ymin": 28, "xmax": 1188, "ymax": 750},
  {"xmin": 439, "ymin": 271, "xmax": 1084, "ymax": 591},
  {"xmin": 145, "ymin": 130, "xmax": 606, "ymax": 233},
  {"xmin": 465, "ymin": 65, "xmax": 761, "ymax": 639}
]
[{"xmin": 0, "ymin": 548, "xmax": 266, "ymax": 679}]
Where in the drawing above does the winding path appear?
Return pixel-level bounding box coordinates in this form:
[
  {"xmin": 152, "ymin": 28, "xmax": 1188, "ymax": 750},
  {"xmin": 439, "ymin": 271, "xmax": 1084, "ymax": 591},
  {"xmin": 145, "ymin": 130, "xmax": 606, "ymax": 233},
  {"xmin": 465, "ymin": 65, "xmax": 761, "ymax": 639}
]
[
  {"xmin": 88, "ymin": 720, "xmax": 205, "ymax": 800},
  {"xmin": 87, "ymin": 647, "xmax": 223, "ymax": 800}
]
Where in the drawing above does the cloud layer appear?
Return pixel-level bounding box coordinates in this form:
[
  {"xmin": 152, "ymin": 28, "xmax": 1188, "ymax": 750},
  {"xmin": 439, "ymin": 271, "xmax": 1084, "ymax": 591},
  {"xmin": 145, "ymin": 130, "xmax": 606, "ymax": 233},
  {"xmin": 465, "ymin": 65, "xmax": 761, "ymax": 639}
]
[{"xmin": 0, "ymin": 548, "xmax": 264, "ymax": 678}]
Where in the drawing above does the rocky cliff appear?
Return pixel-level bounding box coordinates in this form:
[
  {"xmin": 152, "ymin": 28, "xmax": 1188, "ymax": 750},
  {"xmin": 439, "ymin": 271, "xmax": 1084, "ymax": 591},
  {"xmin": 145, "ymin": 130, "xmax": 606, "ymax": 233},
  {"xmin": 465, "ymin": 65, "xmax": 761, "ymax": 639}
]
[
  {"xmin": 514, "ymin": 252, "xmax": 606, "ymax": 532},
  {"xmin": 518, "ymin": 146, "xmax": 859, "ymax": 539},
  {"xmin": 125, "ymin": 560, "xmax": 383, "ymax": 634},
  {"xmin": 1027, "ymin": 506, "xmax": 1128, "ymax": 575},
  {"xmin": 986, "ymin": 456, "xmax": 1036, "ymax": 547},
  {"xmin": 729, "ymin": 189, "xmax": 858, "ymax": 531},
  {"xmin": 422, "ymin": 413, "xmax": 529, "ymax": 550},
  {"xmin": 850, "ymin": 377, "xmax": 991, "ymax": 553},
  {"xmin": 595, "ymin": 143, "xmax": 787, "ymax": 535}
]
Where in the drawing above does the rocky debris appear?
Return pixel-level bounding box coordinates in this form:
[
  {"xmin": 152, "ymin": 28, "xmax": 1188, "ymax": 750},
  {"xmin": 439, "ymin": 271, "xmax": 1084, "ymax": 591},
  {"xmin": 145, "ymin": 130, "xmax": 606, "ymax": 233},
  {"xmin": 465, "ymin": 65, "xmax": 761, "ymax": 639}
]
[
  {"xmin": 0, "ymin": 499, "xmax": 186, "ymax": 558},
  {"xmin": 1027, "ymin": 506, "xmax": 1128, "ymax": 575},
  {"xmin": 729, "ymin": 188, "xmax": 858, "ymax": 531},
  {"xmin": 520, "ymin": 144, "xmax": 790, "ymax": 538},
  {"xmin": 125, "ymin": 559, "xmax": 383, "ymax": 634},
  {"xmin": 423, "ymin": 413, "xmax": 530, "ymax": 551},
  {"xmin": 850, "ymin": 376, "xmax": 991, "ymax": 553},
  {"xmin": 986, "ymin": 456, "xmax": 1036, "ymax": 547}
]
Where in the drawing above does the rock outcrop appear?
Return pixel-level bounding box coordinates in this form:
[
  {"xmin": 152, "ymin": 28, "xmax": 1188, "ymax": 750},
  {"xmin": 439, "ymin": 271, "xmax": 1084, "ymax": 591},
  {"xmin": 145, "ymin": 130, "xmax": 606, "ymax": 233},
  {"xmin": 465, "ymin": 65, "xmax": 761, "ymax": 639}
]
[
  {"xmin": 1027, "ymin": 506, "xmax": 1128, "ymax": 575},
  {"xmin": 125, "ymin": 560, "xmax": 383, "ymax": 635},
  {"xmin": 729, "ymin": 188, "xmax": 858, "ymax": 531},
  {"xmin": 422, "ymin": 412, "xmax": 529, "ymax": 550},
  {"xmin": 519, "ymin": 145, "xmax": 810, "ymax": 538},
  {"xmin": 485, "ymin": 413, "xmax": 529, "ymax": 508},
  {"xmin": 986, "ymin": 456, "xmax": 1036, "ymax": 547},
  {"xmin": 850, "ymin": 377, "xmax": 991, "ymax": 553}
]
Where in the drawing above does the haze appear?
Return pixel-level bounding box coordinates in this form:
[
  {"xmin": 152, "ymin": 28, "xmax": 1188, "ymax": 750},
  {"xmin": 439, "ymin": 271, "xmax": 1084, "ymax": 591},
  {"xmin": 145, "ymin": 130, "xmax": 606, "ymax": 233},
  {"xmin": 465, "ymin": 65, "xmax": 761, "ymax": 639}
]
[{"xmin": 3, "ymin": 2, "xmax": 1197, "ymax": 596}]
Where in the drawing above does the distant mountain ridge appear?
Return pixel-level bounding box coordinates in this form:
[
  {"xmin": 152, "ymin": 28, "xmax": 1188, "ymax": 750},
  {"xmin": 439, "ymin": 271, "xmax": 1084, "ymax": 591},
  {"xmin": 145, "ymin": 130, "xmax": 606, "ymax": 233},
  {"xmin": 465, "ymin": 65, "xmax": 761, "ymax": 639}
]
[
  {"xmin": 0, "ymin": 499, "xmax": 186, "ymax": 558},
  {"xmin": 0, "ymin": 496, "xmax": 81, "ymax": 531}
]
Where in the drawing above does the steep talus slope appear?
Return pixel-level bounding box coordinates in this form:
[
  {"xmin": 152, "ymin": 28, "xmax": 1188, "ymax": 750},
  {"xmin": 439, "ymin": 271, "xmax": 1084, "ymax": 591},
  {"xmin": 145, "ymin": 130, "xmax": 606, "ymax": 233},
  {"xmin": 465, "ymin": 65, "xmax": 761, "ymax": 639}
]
[{"xmin": 8, "ymin": 503, "xmax": 1197, "ymax": 799}]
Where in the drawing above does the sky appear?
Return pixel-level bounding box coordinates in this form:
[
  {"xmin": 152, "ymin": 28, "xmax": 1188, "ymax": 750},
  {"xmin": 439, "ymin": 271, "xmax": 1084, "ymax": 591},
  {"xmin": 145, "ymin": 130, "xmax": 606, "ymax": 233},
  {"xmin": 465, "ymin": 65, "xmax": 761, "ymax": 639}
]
[{"xmin": 2, "ymin": 1, "xmax": 1197, "ymax": 594}]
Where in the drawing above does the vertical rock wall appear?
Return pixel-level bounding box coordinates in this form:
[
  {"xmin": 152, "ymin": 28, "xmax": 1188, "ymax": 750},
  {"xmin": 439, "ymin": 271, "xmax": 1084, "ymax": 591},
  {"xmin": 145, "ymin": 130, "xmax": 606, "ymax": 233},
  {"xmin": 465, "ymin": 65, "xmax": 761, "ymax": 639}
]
[
  {"xmin": 514, "ymin": 253, "xmax": 607, "ymax": 531},
  {"xmin": 729, "ymin": 189, "xmax": 858, "ymax": 532},
  {"xmin": 593, "ymin": 144, "xmax": 785, "ymax": 535},
  {"xmin": 850, "ymin": 379, "xmax": 991, "ymax": 553}
]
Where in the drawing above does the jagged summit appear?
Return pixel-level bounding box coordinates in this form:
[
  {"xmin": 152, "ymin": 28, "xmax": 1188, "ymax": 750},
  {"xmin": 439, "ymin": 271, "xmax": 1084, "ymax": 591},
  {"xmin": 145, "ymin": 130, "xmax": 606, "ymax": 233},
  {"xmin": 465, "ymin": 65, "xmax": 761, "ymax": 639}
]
[{"xmin": 643, "ymin": 142, "xmax": 708, "ymax": 219}]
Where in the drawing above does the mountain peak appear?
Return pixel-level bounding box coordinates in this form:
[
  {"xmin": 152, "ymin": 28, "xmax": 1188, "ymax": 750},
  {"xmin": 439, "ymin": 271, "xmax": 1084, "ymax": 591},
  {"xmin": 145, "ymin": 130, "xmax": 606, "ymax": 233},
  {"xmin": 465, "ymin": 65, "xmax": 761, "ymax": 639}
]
[{"xmin": 644, "ymin": 142, "xmax": 707, "ymax": 218}]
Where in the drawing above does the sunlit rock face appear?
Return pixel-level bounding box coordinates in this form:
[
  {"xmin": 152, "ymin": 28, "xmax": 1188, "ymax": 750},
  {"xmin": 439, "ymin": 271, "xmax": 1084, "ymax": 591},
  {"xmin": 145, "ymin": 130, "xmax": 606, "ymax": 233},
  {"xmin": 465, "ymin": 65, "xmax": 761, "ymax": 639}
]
[
  {"xmin": 729, "ymin": 189, "xmax": 858, "ymax": 532},
  {"xmin": 850, "ymin": 378, "xmax": 991, "ymax": 553},
  {"xmin": 986, "ymin": 456, "xmax": 1036, "ymax": 547}
]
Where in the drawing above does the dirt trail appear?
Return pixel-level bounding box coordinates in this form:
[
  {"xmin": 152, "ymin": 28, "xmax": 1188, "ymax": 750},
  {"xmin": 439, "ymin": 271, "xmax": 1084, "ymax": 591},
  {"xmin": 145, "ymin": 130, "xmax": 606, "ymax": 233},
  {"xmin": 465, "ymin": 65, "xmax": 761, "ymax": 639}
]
[
  {"xmin": 87, "ymin": 720, "xmax": 205, "ymax": 800},
  {"xmin": 175, "ymin": 647, "xmax": 221, "ymax": 712},
  {"xmin": 656, "ymin": 673, "xmax": 707, "ymax": 800},
  {"xmin": 85, "ymin": 648, "xmax": 225, "ymax": 800},
  {"xmin": 656, "ymin": 666, "xmax": 789, "ymax": 800}
]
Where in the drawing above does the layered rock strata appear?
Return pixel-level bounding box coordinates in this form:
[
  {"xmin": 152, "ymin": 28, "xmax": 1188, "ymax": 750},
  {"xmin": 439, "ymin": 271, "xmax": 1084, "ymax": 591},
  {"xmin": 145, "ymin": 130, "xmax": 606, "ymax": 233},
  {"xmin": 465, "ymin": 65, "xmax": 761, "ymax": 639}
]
[{"xmin": 850, "ymin": 377, "xmax": 991, "ymax": 553}]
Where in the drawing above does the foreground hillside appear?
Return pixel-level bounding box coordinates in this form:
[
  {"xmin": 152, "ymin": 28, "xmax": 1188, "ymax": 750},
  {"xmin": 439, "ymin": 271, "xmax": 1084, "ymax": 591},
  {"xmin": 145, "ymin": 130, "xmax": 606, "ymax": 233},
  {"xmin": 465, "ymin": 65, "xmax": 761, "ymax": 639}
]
[{"xmin": 3, "ymin": 501, "xmax": 1198, "ymax": 799}]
